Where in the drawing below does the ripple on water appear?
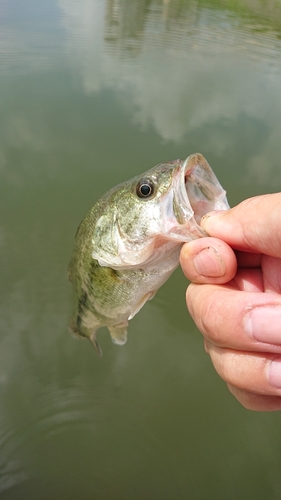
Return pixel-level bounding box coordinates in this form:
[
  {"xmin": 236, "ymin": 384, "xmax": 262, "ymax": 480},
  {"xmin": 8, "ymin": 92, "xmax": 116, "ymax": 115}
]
[
  {"xmin": 0, "ymin": 367, "xmax": 174, "ymax": 494},
  {"xmin": 0, "ymin": 380, "xmax": 93, "ymax": 493}
]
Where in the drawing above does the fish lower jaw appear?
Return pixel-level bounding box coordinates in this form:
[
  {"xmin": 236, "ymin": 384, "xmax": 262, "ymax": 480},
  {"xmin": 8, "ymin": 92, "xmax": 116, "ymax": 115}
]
[{"xmin": 164, "ymin": 223, "xmax": 207, "ymax": 242}]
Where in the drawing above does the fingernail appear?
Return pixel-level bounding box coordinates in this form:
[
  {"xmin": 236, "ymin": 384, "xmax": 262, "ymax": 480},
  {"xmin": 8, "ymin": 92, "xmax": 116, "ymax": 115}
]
[
  {"xmin": 193, "ymin": 246, "xmax": 226, "ymax": 277},
  {"xmin": 201, "ymin": 211, "xmax": 225, "ymax": 231},
  {"xmin": 244, "ymin": 306, "xmax": 281, "ymax": 344},
  {"xmin": 268, "ymin": 357, "xmax": 281, "ymax": 388}
]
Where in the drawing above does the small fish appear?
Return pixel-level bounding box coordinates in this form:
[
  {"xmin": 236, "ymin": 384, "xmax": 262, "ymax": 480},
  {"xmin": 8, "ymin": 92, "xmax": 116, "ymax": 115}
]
[{"xmin": 68, "ymin": 153, "xmax": 229, "ymax": 354}]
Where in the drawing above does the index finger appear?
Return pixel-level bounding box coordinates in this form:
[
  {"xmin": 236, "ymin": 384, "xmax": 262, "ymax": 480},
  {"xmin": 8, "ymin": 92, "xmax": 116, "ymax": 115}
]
[{"xmin": 202, "ymin": 193, "xmax": 281, "ymax": 257}]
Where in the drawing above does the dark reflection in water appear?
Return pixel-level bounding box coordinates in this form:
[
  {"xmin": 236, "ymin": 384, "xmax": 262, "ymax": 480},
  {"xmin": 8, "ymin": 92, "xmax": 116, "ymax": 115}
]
[
  {"xmin": 1, "ymin": 0, "xmax": 281, "ymax": 499},
  {"xmin": 104, "ymin": 0, "xmax": 281, "ymax": 57}
]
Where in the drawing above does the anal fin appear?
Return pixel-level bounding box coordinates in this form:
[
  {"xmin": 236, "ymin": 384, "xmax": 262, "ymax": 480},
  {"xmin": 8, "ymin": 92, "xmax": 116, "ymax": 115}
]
[{"xmin": 108, "ymin": 323, "xmax": 128, "ymax": 346}]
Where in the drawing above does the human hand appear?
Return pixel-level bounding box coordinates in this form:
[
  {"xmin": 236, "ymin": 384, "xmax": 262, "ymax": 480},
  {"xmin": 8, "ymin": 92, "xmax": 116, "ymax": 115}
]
[{"xmin": 180, "ymin": 193, "xmax": 281, "ymax": 411}]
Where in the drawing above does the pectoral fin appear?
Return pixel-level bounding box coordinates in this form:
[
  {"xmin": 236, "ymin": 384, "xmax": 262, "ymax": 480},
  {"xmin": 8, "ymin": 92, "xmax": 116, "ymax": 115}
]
[{"xmin": 128, "ymin": 291, "xmax": 157, "ymax": 320}]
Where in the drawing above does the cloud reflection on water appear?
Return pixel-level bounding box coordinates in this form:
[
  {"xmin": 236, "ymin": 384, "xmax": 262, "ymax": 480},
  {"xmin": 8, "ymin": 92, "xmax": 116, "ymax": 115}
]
[{"xmin": 56, "ymin": 0, "xmax": 281, "ymax": 184}]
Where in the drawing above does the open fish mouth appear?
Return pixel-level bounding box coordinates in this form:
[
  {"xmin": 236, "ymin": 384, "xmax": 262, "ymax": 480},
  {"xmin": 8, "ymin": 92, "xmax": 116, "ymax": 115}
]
[
  {"xmin": 182, "ymin": 153, "xmax": 229, "ymax": 222},
  {"xmin": 165, "ymin": 153, "xmax": 229, "ymax": 241}
]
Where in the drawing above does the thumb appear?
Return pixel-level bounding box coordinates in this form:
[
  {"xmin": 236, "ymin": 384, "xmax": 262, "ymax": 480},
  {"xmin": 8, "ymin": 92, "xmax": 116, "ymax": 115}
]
[{"xmin": 201, "ymin": 193, "xmax": 281, "ymax": 257}]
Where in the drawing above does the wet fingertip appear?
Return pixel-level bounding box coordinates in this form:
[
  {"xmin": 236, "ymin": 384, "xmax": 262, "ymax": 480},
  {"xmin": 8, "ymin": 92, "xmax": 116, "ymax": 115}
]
[
  {"xmin": 180, "ymin": 241, "xmax": 190, "ymax": 254},
  {"xmin": 180, "ymin": 241, "xmax": 194, "ymax": 263},
  {"xmin": 179, "ymin": 245, "xmax": 186, "ymax": 265}
]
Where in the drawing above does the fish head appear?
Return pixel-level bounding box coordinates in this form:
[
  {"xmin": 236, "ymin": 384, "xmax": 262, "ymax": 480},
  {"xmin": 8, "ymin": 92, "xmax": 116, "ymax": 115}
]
[{"xmin": 92, "ymin": 153, "xmax": 229, "ymax": 268}]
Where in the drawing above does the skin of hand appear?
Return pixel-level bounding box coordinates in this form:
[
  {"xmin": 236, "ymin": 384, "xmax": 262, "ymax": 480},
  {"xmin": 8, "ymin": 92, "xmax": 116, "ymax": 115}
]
[{"xmin": 180, "ymin": 193, "xmax": 281, "ymax": 412}]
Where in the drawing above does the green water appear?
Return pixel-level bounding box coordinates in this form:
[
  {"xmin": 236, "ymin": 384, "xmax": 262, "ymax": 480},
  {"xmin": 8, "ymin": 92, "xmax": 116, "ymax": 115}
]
[{"xmin": 1, "ymin": 0, "xmax": 281, "ymax": 498}]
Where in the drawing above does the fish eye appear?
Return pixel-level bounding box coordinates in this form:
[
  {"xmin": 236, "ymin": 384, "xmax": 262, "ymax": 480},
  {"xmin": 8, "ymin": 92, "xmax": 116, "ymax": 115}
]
[{"xmin": 136, "ymin": 179, "xmax": 155, "ymax": 199}]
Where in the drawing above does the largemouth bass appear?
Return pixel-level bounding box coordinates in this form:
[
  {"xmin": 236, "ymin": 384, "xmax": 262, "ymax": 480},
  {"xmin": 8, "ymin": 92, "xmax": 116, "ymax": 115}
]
[{"xmin": 69, "ymin": 153, "xmax": 229, "ymax": 353}]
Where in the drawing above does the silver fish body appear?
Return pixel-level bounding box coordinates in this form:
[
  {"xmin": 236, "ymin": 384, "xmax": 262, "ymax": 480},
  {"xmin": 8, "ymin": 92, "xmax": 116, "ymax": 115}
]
[{"xmin": 69, "ymin": 153, "xmax": 229, "ymax": 352}]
